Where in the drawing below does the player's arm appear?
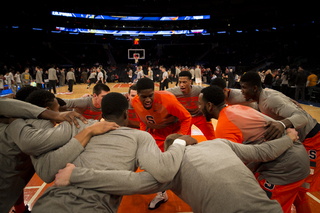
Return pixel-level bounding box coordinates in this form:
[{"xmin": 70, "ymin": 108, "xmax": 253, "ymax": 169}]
[
  {"xmin": 0, "ymin": 98, "xmax": 46, "ymax": 118},
  {"xmin": 264, "ymin": 96, "xmax": 308, "ymax": 141},
  {"xmin": 54, "ymin": 164, "xmax": 173, "ymax": 195},
  {"xmin": 30, "ymin": 121, "xmax": 119, "ymax": 183},
  {"xmin": 167, "ymin": 96, "xmax": 192, "ymax": 135},
  {"xmin": 64, "ymin": 98, "xmax": 87, "ymax": 115},
  {"xmin": 0, "ymin": 98, "xmax": 86, "ymax": 127},
  {"xmin": 224, "ymin": 128, "xmax": 298, "ymax": 163},
  {"xmin": 136, "ymin": 132, "xmax": 188, "ymax": 183}
]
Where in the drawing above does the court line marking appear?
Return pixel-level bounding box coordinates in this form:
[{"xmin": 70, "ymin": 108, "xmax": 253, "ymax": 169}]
[
  {"xmin": 307, "ymin": 192, "xmax": 320, "ymax": 204},
  {"xmin": 27, "ymin": 182, "xmax": 47, "ymax": 206},
  {"xmin": 25, "ymin": 186, "xmax": 41, "ymax": 189}
]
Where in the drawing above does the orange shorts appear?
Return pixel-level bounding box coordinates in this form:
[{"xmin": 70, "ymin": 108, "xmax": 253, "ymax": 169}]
[
  {"xmin": 191, "ymin": 115, "xmax": 215, "ymax": 140},
  {"xmin": 303, "ymin": 130, "xmax": 320, "ymax": 192},
  {"xmin": 257, "ymin": 177, "xmax": 306, "ymax": 213}
]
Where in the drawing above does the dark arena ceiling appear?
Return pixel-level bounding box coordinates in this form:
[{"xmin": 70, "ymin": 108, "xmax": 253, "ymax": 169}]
[{"xmin": 2, "ymin": 0, "xmax": 316, "ymax": 40}]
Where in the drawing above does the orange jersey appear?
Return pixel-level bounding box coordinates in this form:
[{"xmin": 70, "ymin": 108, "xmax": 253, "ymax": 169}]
[
  {"xmin": 132, "ymin": 91, "xmax": 192, "ymax": 135},
  {"xmin": 215, "ymin": 105, "xmax": 269, "ymax": 144},
  {"xmin": 82, "ymin": 108, "xmax": 102, "ymax": 120},
  {"xmin": 127, "ymin": 107, "xmax": 140, "ymax": 129}
]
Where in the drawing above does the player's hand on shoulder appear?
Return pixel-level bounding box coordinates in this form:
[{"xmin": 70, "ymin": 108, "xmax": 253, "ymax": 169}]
[
  {"xmin": 88, "ymin": 120, "xmax": 120, "ymax": 136},
  {"xmin": 178, "ymin": 135, "xmax": 198, "ymax": 146},
  {"xmin": 56, "ymin": 111, "xmax": 88, "ymax": 128},
  {"xmin": 264, "ymin": 121, "xmax": 285, "ymax": 141}
]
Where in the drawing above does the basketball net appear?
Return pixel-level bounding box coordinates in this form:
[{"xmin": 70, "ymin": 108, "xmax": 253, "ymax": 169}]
[{"xmin": 134, "ymin": 55, "xmax": 139, "ymax": 64}]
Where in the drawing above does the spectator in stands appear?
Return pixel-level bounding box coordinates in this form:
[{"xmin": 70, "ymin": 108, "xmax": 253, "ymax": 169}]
[
  {"xmin": 264, "ymin": 69, "xmax": 273, "ymax": 89},
  {"xmin": 288, "ymin": 68, "xmax": 297, "ymax": 87},
  {"xmin": 272, "ymin": 75, "xmax": 282, "ymax": 91},
  {"xmin": 307, "ymin": 69, "xmax": 318, "ymax": 100},
  {"xmin": 228, "ymin": 68, "xmax": 235, "ymax": 88},
  {"xmin": 281, "ymin": 66, "xmax": 290, "ymax": 96},
  {"xmin": 295, "ymin": 67, "xmax": 307, "ymax": 101}
]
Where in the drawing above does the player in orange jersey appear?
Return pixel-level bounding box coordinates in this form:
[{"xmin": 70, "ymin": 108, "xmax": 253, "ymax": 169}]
[
  {"xmin": 199, "ymin": 85, "xmax": 309, "ymax": 213},
  {"xmin": 64, "ymin": 84, "xmax": 110, "ymax": 120},
  {"xmin": 167, "ymin": 71, "xmax": 215, "ymax": 140},
  {"xmin": 132, "ymin": 77, "xmax": 192, "ymax": 210}
]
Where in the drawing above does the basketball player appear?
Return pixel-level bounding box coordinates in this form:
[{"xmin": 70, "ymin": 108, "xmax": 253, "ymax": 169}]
[
  {"xmin": 64, "ymin": 83, "xmax": 110, "ymax": 120},
  {"xmin": 166, "ymin": 71, "xmax": 215, "ymax": 140},
  {"xmin": 210, "ymin": 77, "xmax": 258, "ymax": 109},
  {"xmin": 53, "ymin": 130, "xmax": 300, "ymax": 213},
  {"xmin": 240, "ymin": 71, "xmax": 320, "ymax": 194},
  {"xmin": 199, "ymin": 85, "xmax": 309, "ymax": 213},
  {"xmin": 23, "ymin": 92, "xmax": 195, "ymax": 213},
  {"xmin": 126, "ymin": 84, "xmax": 140, "ymax": 129},
  {"xmin": 0, "ymin": 97, "xmax": 88, "ymax": 213},
  {"xmin": 132, "ymin": 77, "xmax": 192, "ymax": 209}
]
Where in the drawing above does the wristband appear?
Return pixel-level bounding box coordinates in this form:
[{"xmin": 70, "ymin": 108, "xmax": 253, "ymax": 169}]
[
  {"xmin": 277, "ymin": 120, "xmax": 286, "ymax": 130},
  {"xmin": 173, "ymin": 139, "xmax": 186, "ymax": 146}
]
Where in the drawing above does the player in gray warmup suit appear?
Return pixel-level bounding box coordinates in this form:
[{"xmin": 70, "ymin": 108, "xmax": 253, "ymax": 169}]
[
  {"xmin": 0, "ymin": 98, "xmax": 87, "ymax": 213},
  {"xmin": 10, "ymin": 92, "xmax": 192, "ymax": 213},
  {"xmin": 53, "ymin": 130, "xmax": 299, "ymax": 213}
]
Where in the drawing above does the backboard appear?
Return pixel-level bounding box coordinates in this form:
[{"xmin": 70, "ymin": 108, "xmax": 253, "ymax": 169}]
[{"xmin": 128, "ymin": 49, "xmax": 145, "ymax": 59}]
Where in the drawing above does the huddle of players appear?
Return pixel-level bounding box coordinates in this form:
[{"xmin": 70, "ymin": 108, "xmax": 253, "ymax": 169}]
[{"xmin": 1, "ymin": 70, "xmax": 319, "ymax": 212}]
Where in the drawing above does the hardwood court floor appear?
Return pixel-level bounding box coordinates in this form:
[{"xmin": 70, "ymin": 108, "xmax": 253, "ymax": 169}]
[{"xmin": 10, "ymin": 82, "xmax": 320, "ymax": 212}]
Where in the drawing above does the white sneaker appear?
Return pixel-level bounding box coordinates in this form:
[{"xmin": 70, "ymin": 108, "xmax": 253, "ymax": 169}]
[{"xmin": 148, "ymin": 191, "xmax": 168, "ymax": 210}]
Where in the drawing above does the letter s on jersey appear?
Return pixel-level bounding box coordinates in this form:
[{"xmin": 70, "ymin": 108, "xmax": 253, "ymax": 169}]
[
  {"xmin": 309, "ymin": 150, "xmax": 317, "ymax": 160},
  {"xmin": 146, "ymin": 115, "xmax": 155, "ymax": 124}
]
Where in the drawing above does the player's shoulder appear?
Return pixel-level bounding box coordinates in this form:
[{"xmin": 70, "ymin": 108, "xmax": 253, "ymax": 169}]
[
  {"xmin": 166, "ymin": 86, "xmax": 182, "ymax": 95},
  {"xmin": 261, "ymin": 89, "xmax": 288, "ymax": 103},
  {"xmin": 155, "ymin": 91, "xmax": 178, "ymax": 105},
  {"xmin": 155, "ymin": 90, "xmax": 175, "ymax": 97}
]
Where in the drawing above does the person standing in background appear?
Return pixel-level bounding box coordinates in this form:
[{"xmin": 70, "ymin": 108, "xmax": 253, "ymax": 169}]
[
  {"xmin": 14, "ymin": 71, "xmax": 22, "ymax": 89},
  {"xmin": 35, "ymin": 66, "xmax": 43, "ymax": 89},
  {"xmin": 307, "ymin": 69, "xmax": 318, "ymax": 100},
  {"xmin": 87, "ymin": 70, "xmax": 97, "ymax": 89},
  {"xmin": 295, "ymin": 67, "xmax": 307, "ymax": 101},
  {"xmin": 82, "ymin": 69, "xmax": 88, "ymax": 84},
  {"xmin": 175, "ymin": 66, "xmax": 180, "ymax": 86},
  {"xmin": 96, "ymin": 68, "xmax": 104, "ymax": 84},
  {"xmin": 66, "ymin": 68, "xmax": 76, "ymax": 93},
  {"xmin": 21, "ymin": 67, "xmax": 32, "ymax": 87},
  {"xmin": 160, "ymin": 66, "xmax": 169, "ymax": 90},
  {"xmin": 264, "ymin": 69, "xmax": 273, "ymax": 89},
  {"xmin": 48, "ymin": 65, "xmax": 58, "ymax": 94},
  {"xmin": 60, "ymin": 68, "xmax": 66, "ymax": 86},
  {"xmin": 147, "ymin": 66, "xmax": 153, "ymax": 81},
  {"xmin": 189, "ymin": 67, "xmax": 195, "ymax": 85},
  {"xmin": 194, "ymin": 65, "xmax": 202, "ymax": 86},
  {"xmin": 4, "ymin": 71, "xmax": 16, "ymax": 94}
]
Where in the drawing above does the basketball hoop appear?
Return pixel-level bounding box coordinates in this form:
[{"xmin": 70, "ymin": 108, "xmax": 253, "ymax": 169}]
[{"xmin": 134, "ymin": 54, "xmax": 139, "ymax": 64}]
